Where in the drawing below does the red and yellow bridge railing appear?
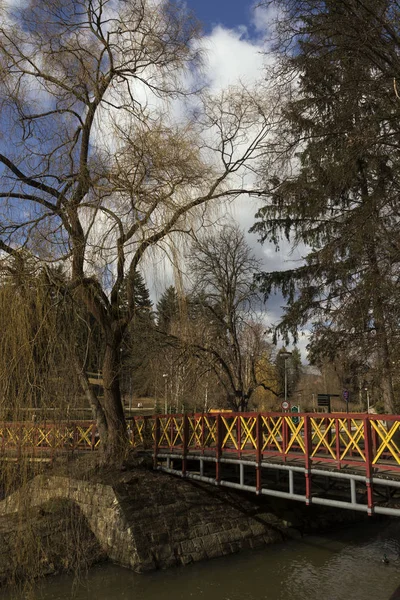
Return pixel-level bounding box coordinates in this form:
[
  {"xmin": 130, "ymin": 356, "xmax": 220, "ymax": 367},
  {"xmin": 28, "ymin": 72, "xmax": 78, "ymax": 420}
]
[
  {"xmin": 0, "ymin": 413, "xmax": 399, "ymax": 477},
  {"xmin": 0, "ymin": 421, "xmax": 101, "ymax": 456},
  {"xmin": 129, "ymin": 411, "xmax": 400, "ymax": 476}
]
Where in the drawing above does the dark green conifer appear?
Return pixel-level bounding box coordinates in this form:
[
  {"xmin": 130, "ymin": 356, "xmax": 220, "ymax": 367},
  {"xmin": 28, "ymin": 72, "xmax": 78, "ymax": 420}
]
[{"xmin": 253, "ymin": 0, "xmax": 400, "ymax": 412}]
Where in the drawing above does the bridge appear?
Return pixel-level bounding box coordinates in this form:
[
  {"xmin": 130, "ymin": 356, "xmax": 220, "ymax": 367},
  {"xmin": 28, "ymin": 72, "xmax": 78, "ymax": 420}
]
[{"xmin": 1, "ymin": 411, "xmax": 400, "ymax": 517}]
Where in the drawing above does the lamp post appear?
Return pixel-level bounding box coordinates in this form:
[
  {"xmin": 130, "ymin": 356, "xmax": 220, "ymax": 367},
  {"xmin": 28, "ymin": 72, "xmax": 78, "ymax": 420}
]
[
  {"xmin": 162, "ymin": 373, "xmax": 168, "ymax": 414},
  {"xmin": 365, "ymin": 387, "xmax": 370, "ymax": 413},
  {"xmin": 280, "ymin": 351, "xmax": 292, "ymax": 404}
]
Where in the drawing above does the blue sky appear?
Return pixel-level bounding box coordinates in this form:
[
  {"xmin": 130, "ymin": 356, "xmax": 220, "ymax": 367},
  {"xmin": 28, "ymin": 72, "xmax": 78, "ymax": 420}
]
[{"xmin": 186, "ymin": 0, "xmax": 256, "ymax": 32}]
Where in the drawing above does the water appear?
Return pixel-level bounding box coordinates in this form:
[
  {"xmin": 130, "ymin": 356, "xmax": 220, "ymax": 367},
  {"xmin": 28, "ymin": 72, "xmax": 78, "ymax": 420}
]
[{"xmin": 3, "ymin": 519, "xmax": 400, "ymax": 600}]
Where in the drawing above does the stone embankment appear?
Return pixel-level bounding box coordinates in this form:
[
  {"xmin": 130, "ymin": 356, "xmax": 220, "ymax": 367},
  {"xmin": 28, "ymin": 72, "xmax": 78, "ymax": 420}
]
[
  {"xmin": 0, "ymin": 459, "xmax": 367, "ymax": 585},
  {"xmin": 0, "ymin": 498, "xmax": 104, "ymax": 586},
  {"xmin": 0, "ymin": 468, "xmax": 286, "ymax": 577}
]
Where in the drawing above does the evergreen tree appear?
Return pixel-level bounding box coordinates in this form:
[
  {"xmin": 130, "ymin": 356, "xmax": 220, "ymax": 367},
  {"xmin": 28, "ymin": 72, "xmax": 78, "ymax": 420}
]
[
  {"xmin": 120, "ymin": 271, "xmax": 155, "ymax": 399},
  {"xmin": 156, "ymin": 286, "xmax": 180, "ymax": 333},
  {"xmin": 253, "ymin": 0, "xmax": 400, "ymax": 412}
]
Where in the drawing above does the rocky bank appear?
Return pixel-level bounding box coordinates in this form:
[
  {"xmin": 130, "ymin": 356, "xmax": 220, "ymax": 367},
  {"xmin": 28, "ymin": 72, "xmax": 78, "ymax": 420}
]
[{"xmin": 0, "ymin": 458, "xmax": 367, "ymax": 586}]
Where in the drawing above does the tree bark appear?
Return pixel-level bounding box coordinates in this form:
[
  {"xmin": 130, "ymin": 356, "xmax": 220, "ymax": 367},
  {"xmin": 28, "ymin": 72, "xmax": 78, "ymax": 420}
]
[
  {"xmin": 100, "ymin": 340, "xmax": 129, "ymax": 462},
  {"xmin": 73, "ymin": 355, "xmax": 108, "ymax": 442}
]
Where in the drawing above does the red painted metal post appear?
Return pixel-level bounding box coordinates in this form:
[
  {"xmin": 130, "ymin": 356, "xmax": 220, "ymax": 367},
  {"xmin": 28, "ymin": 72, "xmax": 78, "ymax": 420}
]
[
  {"xmin": 153, "ymin": 416, "xmax": 160, "ymax": 469},
  {"xmin": 201, "ymin": 414, "xmax": 205, "ymax": 455},
  {"xmin": 17, "ymin": 423, "xmax": 22, "ymax": 462},
  {"xmin": 182, "ymin": 414, "xmax": 189, "ymax": 477},
  {"xmin": 364, "ymin": 416, "xmax": 374, "ymax": 516},
  {"xmin": 51, "ymin": 423, "xmax": 56, "ymax": 464},
  {"xmin": 216, "ymin": 414, "xmax": 222, "ymax": 483},
  {"xmin": 335, "ymin": 418, "xmax": 341, "ymax": 469},
  {"xmin": 304, "ymin": 415, "xmax": 312, "ymax": 505},
  {"xmin": 1, "ymin": 423, "xmax": 5, "ymax": 457},
  {"xmin": 237, "ymin": 416, "xmax": 242, "ymax": 459},
  {"xmin": 282, "ymin": 416, "xmax": 288, "ymax": 463},
  {"xmin": 256, "ymin": 414, "xmax": 262, "ymax": 494},
  {"xmin": 371, "ymin": 420, "xmax": 378, "ymax": 457},
  {"xmin": 32, "ymin": 423, "xmax": 38, "ymax": 459}
]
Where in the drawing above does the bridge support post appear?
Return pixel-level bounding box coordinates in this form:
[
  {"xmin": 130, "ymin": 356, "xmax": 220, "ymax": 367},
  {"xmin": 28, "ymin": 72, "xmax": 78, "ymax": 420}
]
[
  {"xmin": 216, "ymin": 414, "xmax": 222, "ymax": 484},
  {"xmin": 237, "ymin": 416, "xmax": 242, "ymax": 459},
  {"xmin": 335, "ymin": 418, "xmax": 341, "ymax": 469},
  {"xmin": 289, "ymin": 469, "xmax": 294, "ymax": 495},
  {"xmin": 256, "ymin": 414, "xmax": 262, "ymax": 494},
  {"xmin": 304, "ymin": 416, "xmax": 312, "ymax": 505},
  {"xmin": 201, "ymin": 414, "xmax": 205, "ymax": 456},
  {"xmin": 153, "ymin": 417, "xmax": 160, "ymax": 470},
  {"xmin": 182, "ymin": 415, "xmax": 189, "ymax": 477},
  {"xmin": 282, "ymin": 417, "xmax": 288, "ymax": 463},
  {"xmin": 364, "ymin": 417, "xmax": 374, "ymax": 516},
  {"xmin": 350, "ymin": 478, "xmax": 357, "ymax": 505}
]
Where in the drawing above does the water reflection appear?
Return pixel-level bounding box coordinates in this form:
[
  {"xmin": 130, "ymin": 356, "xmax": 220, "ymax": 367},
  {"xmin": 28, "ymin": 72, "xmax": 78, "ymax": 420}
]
[{"xmin": 3, "ymin": 519, "xmax": 400, "ymax": 600}]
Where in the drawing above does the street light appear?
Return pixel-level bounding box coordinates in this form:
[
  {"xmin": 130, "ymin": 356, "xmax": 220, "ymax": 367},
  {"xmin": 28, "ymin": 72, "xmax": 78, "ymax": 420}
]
[
  {"xmin": 280, "ymin": 351, "xmax": 292, "ymax": 404},
  {"xmin": 364, "ymin": 387, "xmax": 370, "ymax": 413},
  {"xmin": 162, "ymin": 373, "xmax": 168, "ymax": 414}
]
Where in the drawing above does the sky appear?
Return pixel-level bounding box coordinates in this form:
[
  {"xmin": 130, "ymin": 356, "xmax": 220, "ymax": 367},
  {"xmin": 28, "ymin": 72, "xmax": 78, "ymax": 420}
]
[
  {"xmin": 186, "ymin": 0, "xmax": 257, "ymax": 33},
  {"xmin": 0, "ymin": 0, "xmax": 309, "ymax": 359},
  {"xmin": 177, "ymin": 0, "xmax": 310, "ymax": 360}
]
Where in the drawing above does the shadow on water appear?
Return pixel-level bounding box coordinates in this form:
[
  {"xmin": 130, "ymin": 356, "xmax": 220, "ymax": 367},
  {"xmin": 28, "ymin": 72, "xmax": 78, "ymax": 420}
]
[{"xmin": 2, "ymin": 519, "xmax": 400, "ymax": 600}]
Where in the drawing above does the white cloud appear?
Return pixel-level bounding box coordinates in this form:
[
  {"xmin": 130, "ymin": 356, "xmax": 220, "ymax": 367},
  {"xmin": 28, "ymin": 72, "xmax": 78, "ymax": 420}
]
[
  {"xmin": 251, "ymin": 2, "xmax": 279, "ymax": 36},
  {"xmin": 198, "ymin": 25, "xmax": 267, "ymax": 93}
]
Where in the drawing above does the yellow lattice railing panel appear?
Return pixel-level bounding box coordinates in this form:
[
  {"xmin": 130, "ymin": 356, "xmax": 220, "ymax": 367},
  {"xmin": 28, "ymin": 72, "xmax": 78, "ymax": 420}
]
[
  {"xmin": 5, "ymin": 427, "xmax": 21, "ymax": 447},
  {"xmin": 129, "ymin": 419, "xmax": 145, "ymax": 446},
  {"xmin": 285, "ymin": 417, "xmax": 306, "ymax": 454},
  {"xmin": 75, "ymin": 425, "xmax": 94, "ymax": 448},
  {"xmin": 172, "ymin": 417, "xmax": 184, "ymax": 446},
  {"xmin": 55, "ymin": 428, "xmax": 73, "ymax": 449},
  {"xmin": 240, "ymin": 416, "xmax": 257, "ymax": 450},
  {"xmin": 221, "ymin": 416, "xmax": 238, "ymax": 449},
  {"xmin": 37, "ymin": 428, "xmax": 53, "ymax": 447},
  {"xmin": 371, "ymin": 420, "xmax": 400, "ymax": 465},
  {"xmin": 21, "ymin": 427, "xmax": 36, "ymax": 447},
  {"xmin": 310, "ymin": 418, "xmax": 336, "ymax": 459},
  {"xmin": 188, "ymin": 417, "xmax": 202, "ymax": 447},
  {"xmin": 339, "ymin": 419, "xmax": 365, "ymax": 461},
  {"xmin": 158, "ymin": 417, "xmax": 173, "ymax": 447},
  {"xmin": 203, "ymin": 417, "xmax": 217, "ymax": 446},
  {"xmin": 261, "ymin": 416, "xmax": 282, "ymax": 452}
]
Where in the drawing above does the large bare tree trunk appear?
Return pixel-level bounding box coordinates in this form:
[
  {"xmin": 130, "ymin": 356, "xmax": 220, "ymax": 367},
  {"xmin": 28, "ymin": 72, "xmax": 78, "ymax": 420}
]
[
  {"xmin": 100, "ymin": 341, "xmax": 129, "ymax": 462},
  {"xmin": 73, "ymin": 355, "xmax": 108, "ymax": 442}
]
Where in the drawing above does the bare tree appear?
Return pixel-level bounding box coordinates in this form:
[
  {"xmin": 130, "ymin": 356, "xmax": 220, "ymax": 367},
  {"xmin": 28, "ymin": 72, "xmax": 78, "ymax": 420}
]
[
  {"xmin": 183, "ymin": 225, "xmax": 278, "ymax": 411},
  {"xmin": 0, "ymin": 0, "xmax": 274, "ymax": 459}
]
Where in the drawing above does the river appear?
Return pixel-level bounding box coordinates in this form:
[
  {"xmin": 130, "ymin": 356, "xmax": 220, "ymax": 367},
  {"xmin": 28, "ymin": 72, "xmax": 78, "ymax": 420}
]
[{"xmin": 2, "ymin": 518, "xmax": 400, "ymax": 600}]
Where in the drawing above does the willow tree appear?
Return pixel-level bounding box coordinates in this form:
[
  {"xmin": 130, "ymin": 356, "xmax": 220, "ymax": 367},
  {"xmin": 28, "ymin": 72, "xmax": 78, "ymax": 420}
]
[
  {"xmin": 0, "ymin": 0, "xmax": 274, "ymax": 459},
  {"xmin": 253, "ymin": 0, "xmax": 400, "ymax": 413},
  {"xmin": 0, "ymin": 256, "xmax": 94, "ymax": 422}
]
